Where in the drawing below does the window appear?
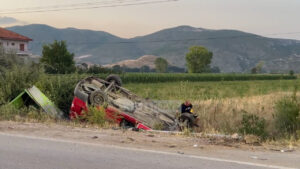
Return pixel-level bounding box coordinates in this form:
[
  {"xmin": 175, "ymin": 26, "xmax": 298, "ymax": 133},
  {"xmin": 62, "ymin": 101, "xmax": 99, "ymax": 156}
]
[
  {"xmin": 20, "ymin": 44, "xmax": 25, "ymax": 51},
  {"xmin": 11, "ymin": 43, "xmax": 15, "ymax": 46}
]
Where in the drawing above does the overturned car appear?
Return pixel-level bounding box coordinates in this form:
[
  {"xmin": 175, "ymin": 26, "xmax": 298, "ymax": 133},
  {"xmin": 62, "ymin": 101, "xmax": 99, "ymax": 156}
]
[{"xmin": 70, "ymin": 75, "xmax": 198, "ymax": 131}]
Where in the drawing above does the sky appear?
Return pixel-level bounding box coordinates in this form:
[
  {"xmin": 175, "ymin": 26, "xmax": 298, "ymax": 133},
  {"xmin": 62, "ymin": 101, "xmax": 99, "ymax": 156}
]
[{"xmin": 0, "ymin": 0, "xmax": 300, "ymax": 40}]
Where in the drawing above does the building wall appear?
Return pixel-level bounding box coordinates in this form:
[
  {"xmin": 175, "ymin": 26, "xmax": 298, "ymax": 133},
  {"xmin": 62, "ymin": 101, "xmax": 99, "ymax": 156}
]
[{"xmin": 0, "ymin": 39, "xmax": 29, "ymax": 53}]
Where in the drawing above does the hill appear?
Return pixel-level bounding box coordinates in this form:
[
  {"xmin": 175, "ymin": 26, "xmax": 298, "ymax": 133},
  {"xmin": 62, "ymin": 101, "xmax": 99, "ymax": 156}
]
[
  {"xmin": 103, "ymin": 55, "xmax": 157, "ymax": 69},
  {"xmin": 7, "ymin": 24, "xmax": 300, "ymax": 73}
]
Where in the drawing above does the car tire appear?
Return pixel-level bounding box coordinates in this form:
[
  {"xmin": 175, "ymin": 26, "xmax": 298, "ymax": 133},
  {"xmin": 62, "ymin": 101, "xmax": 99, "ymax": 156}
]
[
  {"xmin": 120, "ymin": 119, "xmax": 135, "ymax": 129},
  {"xmin": 89, "ymin": 90, "xmax": 108, "ymax": 106},
  {"xmin": 106, "ymin": 74, "xmax": 122, "ymax": 87},
  {"xmin": 74, "ymin": 83, "xmax": 89, "ymax": 103},
  {"xmin": 179, "ymin": 113, "xmax": 195, "ymax": 129}
]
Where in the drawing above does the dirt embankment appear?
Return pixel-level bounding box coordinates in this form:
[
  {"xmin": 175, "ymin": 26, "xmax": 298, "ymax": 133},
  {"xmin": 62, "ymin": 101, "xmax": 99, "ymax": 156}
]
[{"xmin": 0, "ymin": 121, "xmax": 298, "ymax": 153}]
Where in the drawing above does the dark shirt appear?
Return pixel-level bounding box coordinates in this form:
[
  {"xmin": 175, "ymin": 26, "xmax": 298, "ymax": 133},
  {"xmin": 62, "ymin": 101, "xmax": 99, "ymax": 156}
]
[{"xmin": 181, "ymin": 104, "xmax": 193, "ymax": 114}]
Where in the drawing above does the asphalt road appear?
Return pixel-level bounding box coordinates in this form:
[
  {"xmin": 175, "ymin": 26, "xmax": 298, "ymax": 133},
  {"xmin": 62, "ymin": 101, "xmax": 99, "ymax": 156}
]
[{"xmin": 0, "ymin": 134, "xmax": 295, "ymax": 169}]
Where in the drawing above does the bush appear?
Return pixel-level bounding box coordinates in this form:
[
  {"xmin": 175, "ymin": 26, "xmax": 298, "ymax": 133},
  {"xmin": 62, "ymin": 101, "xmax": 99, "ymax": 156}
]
[
  {"xmin": 274, "ymin": 97, "xmax": 300, "ymax": 137},
  {"xmin": 0, "ymin": 59, "xmax": 42, "ymax": 105},
  {"xmin": 36, "ymin": 74, "xmax": 83, "ymax": 117},
  {"xmin": 83, "ymin": 106, "xmax": 107, "ymax": 126},
  {"xmin": 239, "ymin": 112, "xmax": 267, "ymax": 139},
  {"xmin": 0, "ymin": 104, "xmax": 23, "ymax": 120},
  {"xmin": 0, "ymin": 104, "xmax": 49, "ymax": 122}
]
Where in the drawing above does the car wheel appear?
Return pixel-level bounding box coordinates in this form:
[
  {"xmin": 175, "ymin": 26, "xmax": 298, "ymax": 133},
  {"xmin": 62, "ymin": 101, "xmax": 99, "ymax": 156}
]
[
  {"xmin": 106, "ymin": 74, "xmax": 122, "ymax": 87},
  {"xmin": 120, "ymin": 119, "xmax": 135, "ymax": 129},
  {"xmin": 74, "ymin": 84, "xmax": 89, "ymax": 103},
  {"xmin": 89, "ymin": 90, "xmax": 108, "ymax": 106},
  {"xmin": 179, "ymin": 113, "xmax": 195, "ymax": 129}
]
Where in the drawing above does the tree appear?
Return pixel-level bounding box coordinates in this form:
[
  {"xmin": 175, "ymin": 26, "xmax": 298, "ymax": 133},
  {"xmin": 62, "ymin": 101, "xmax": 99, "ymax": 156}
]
[
  {"xmin": 140, "ymin": 65, "xmax": 150, "ymax": 72},
  {"xmin": 251, "ymin": 61, "xmax": 264, "ymax": 74},
  {"xmin": 185, "ymin": 46, "xmax": 213, "ymax": 73},
  {"xmin": 255, "ymin": 61, "xmax": 264, "ymax": 73},
  {"xmin": 155, "ymin": 57, "xmax": 168, "ymax": 73},
  {"xmin": 251, "ymin": 67, "xmax": 257, "ymax": 74},
  {"xmin": 112, "ymin": 65, "xmax": 122, "ymax": 73},
  {"xmin": 210, "ymin": 66, "xmax": 221, "ymax": 73},
  {"xmin": 41, "ymin": 40, "xmax": 75, "ymax": 74}
]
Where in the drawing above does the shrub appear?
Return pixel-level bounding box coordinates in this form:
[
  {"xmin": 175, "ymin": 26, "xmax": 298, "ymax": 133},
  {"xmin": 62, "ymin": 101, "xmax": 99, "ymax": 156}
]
[
  {"xmin": 239, "ymin": 112, "xmax": 267, "ymax": 139},
  {"xmin": 274, "ymin": 97, "xmax": 300, "ymax": 137},
  {"xmin": 0, "ymin": 104, "xmax": 22, "ymax": 120},
  {"xmin": 83, "ymin": 106, "xmax": 107, "ymax": 126},
  {"xmin": 36, "ymin": 74, "xmax": 82, "ymax": 117},
  {"xmin": 0, "ymin": 104, "xmax": 48, "ymax": 121},
  {"xmin": 0, "ymin": 62, "xmax": 42, "ymax": 105}
]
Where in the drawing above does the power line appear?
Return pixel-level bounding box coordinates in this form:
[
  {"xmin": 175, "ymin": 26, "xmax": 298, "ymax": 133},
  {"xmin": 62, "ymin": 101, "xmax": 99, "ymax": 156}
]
[
  {"xmin": 0, "ymin": 0, "xmax": 178, "ymax": 14},
  {"xmin": 0, "ymin": 0, "xmax": 145, "ymax": 12}
]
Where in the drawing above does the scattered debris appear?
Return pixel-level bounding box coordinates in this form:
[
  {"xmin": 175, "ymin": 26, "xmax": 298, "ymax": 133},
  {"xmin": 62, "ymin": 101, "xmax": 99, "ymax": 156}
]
[
  {"xmin": 282, "ymin": 149, "xmax": 294, "ymax": 153},
  {"xmin": 177, "ymin": 151, "xmax": 184, "ymax": 154},
  {"xmin": 91, "ymin": 136, "xmax": 98, "ymax": 139},
  {"xmin": 168, "ymin": 145, "xmax": 176, "ymax": 148},
  {"xmin": 231, "ymin": 133, "xmax": 240, "ymax": 139},
  {"xmin": 193, "ymin": 144, "xmax": 198, "ymax": 148},
  {"xmin": 112, "ymin": 127, "xmax": 119, "ymax": 130},
  {"xmin": 147, "ymin": 134, "xmax": 155, "ymax": 137},
  {"xmin": 250, "ymin": 156, "xmax": 268, "ymax": 161},
  {"xmin": 127, "ymin": 127, "xmax": 139, "ymax": 132},
  {"xmin": 271, "ymin": 149, "xmax": 296, "ymax": 153}
]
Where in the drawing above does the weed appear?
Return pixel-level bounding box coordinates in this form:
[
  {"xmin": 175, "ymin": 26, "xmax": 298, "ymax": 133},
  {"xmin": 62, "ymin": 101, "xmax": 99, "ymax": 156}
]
[
  {"xmin": 274, "ymin": 97, "xmax": 300, "ymax": 137},
  {"xmin": 26, "ymin": 106, "xmax": 52, "ymax": 122},
  {"xmin": 0, "ymin": 104, "xmax": 21, "ymax": 120},
  {"xmin": 182, "ymin": 127, "xmax": 192, "ymax": 136},
  {"xmin": 0, "ymin": 104, "xmax": 52, "ymax": 122},
  {"xmin": 239, "ymin": 112, "xmax": 267, "ymax": 139},
  {"xmin": 82, "ymin": 106, "xmax": 107, "ymax": 126},
  {"xmin": 153, "ymin": 122, "xmax": 164, "ymax": 130}
]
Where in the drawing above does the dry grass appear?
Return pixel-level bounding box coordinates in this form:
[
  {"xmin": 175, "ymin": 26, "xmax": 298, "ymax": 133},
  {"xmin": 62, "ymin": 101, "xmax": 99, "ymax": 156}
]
[{"xmin": 193, "ymin": 92, "xmax": 295, "ymax": 134}]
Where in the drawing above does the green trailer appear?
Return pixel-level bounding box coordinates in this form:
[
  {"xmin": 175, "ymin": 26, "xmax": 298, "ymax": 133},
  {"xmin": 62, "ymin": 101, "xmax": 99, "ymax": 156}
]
[{"xmin": 10, "ymin": 86, "xmax": 63, "ymax": 119}]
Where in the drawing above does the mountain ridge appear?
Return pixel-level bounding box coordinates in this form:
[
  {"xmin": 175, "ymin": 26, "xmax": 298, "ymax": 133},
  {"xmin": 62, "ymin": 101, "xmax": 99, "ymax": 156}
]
[{"xmin": 6, "ymin": 24, "xmax": 300, "ymax": 73}]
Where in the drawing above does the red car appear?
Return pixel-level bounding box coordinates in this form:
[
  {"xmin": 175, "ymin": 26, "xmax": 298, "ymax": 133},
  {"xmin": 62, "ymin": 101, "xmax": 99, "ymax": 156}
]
[
  {"xmin": 70, "ymin": 95, "xmax": 151, "ymax": 130},
  {"xmin": 70, "ymin": 75, "xmax": 197, "ymax": 131}
]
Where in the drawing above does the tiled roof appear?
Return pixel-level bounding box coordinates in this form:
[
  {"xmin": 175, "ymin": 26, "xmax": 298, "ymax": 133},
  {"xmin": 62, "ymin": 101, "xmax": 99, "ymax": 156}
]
[{"xmin": 0, "ymin": 27, "xmax": 32, "ymax": 41}]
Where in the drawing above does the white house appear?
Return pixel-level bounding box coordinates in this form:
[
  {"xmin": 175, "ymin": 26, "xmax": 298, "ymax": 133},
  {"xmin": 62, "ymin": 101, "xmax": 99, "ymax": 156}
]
[{"xmin": 0, "ymin": 27, "xmax": 32, "ymax": 56}]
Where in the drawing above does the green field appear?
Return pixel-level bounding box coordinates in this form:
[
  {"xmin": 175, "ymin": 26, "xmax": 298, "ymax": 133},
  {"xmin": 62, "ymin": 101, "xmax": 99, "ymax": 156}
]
[
  {"xmin": 39, "ymin": 73, "xmax": 299, "ymax": 102},
  {"xmin": 48, "ymin": 73, "xmax": 296, "ymax": 84},
  {"xmin": 125, "ymin": 79, "xmax": 300, "ymax": 101},
  {"xmin": 118, "ymin": 73, "xmax": 296, "ymax": 83}
]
